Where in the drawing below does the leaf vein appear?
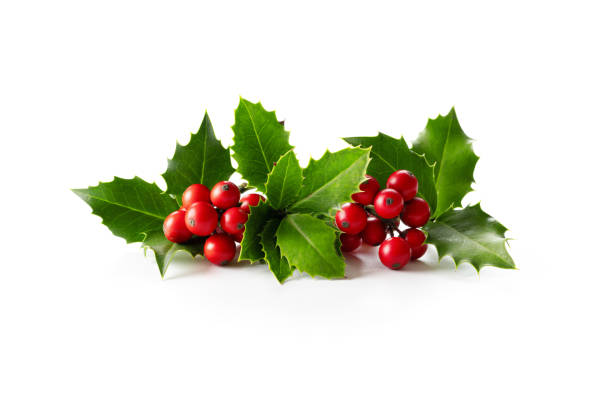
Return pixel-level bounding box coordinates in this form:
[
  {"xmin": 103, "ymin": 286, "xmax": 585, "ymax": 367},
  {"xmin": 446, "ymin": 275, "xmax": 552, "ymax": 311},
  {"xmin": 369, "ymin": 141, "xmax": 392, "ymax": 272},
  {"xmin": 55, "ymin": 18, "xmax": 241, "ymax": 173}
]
[
  {"xmin": 432, "ymin": 221, "xmax": 513, "ymax": 267},
  {"xmin": 289, "ymin": 155, "xmax": 365, "ymax": 210},
  {"xmin": 243, "ymin": 102, "xmax": 271, "ymax": 173},
  {"xmin": 287, "ymin": 216, "xmax": 336, "ymax": 270},
  {"xmin": 84, "ymin": 193, "xmax": 166, "ymax": 220}
]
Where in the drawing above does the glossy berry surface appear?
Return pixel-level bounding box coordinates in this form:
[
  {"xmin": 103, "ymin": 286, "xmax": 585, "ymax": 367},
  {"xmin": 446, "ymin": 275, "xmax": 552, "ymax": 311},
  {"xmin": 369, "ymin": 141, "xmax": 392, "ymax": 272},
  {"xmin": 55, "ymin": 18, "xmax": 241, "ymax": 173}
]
[
  {"xmin": 401, "ymin": 197, "xmax": 431, "ymax": 228},
  {"xmin": 387, "ymin": 170, "xmax": 418, "ymax": 201},
  {"xmin": 204, "ymin": 234, "xmax": 236, "ymax": 265},
  {"xmin": 210, "ymin": 181, "xmax": 240, "ymax": 209},
  {"xmin": 220, "ymin": 207, "xmax": 248, "ymax": 235},
  {"xmin": 403, "ymin": 228, "xmax": 426, "ymax": 248},
  {"xmin": 340, "ymin": 233, "xmax": 362, "ymax": 252},
  {"xmin": 378, "ymin": 237, "xmax": 411, "ymax": 270},
  {"xmin": 335, "ymin": 203, "xmax": 367, "ymax": 234},
  {"xmin": 182, "ymin": 184, "xmax": 211, "ymax": 208},
  {"xmin": 231, "ymin": 231, "xmax": 244, "ymax": 243},
  {"xmin": 239, "ymin": 193, "xmax": 265, "ymax": 214},
  {"xmin": 410, "ymin": 244, "xmax": 428, "ymax": 261},
  {"xmin": 373, "ymin": 188, "xmax": 404, "ymax": 219},
  {"xmin": 185, "ymin": 202, "xmax": 218, "ymax": 236},
  {"xmin": 361, "ymin": 217, "xmax": 387, "ymax": 246},
  {"xmin": 351, "ymin": 175, "xmax": 380, "ymax": 205},
  {"xmin": 163, "ymin": 210, "xmax": 192, "ymax": 243}
]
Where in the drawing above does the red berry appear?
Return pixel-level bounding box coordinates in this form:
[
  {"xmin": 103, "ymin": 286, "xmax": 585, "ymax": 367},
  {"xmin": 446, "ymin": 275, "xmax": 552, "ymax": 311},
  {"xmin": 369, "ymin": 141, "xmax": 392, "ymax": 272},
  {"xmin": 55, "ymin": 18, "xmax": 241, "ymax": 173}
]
[
  {"xmin": 163, "ymin": 210, "xmax": 192, "ymax": 243},
  {"xmin": 204, "ymin": 234, "xmax": 236, "ymax": 265},
  {"xmin": 239, "ymin": 193, "xmax": 265, "ymax": 214},
  {"xmin": 403, "ymin": 228, "xmax": 427, "ymax": 261},
  {"xmin": 378, "ymin": 237, "xmax": 411, "ymax": 270},
  {"xmin": 182, "ymin": 184, "xmax": 211, "ymax": 208},
  {"xmin": 220, "ymin": 207, "xmax": 248, "ymax": 235},
  {"xmin": 335, "ymin": 203, "xmax": 367, "ymax": 234},
  {"xmin": 351, "ymin": 175, "xmax": 380, "ymax": 205},
  {"xmin": 361, "ymin": 217, "xmax": 387, "ymax": 246},
  {"xmin": 386, "ymin": 170, "xmax": 418, "ymax": 201},
  {"xmin": 410, "ymin": 244, "xmax": 428, "ymax": 261},
  {"xmin": 401, "ymin": 197, "xmax": 430, "ymax": 228},
  {"xmin": 340, "ymin": 233, "xmax": 362, "ymax": 252},
  {"xmin": 210, "ymin": 181, "xmax": 240, "ymax": 209},
  {"xmin": 185, "ymin": 202, "xmax": 218, "ymax": 236},
  {"xmin": 373, "ymin": 189, "xmax": 404, "ymax": 219},
  {"xmin": 231, "ymin": 231, "xmax": 244, "ymax": 243},
  {"xmin": 403, "ymin": 228, "xmax": 426, "ymax": 248}
]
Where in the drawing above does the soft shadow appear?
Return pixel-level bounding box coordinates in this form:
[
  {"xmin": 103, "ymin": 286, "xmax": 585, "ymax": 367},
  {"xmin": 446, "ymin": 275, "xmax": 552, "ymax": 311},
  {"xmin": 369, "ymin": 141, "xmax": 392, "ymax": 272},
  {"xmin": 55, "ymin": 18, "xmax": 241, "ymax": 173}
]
[
  {"xmin": 344, "ymin": 253, "xmax": 364, "ymax": 279},
  {"xmin": 342, "ymin": 245, "xmax": 479, "ymax": 280},
  {"xmin": 162, "ymin": 242, "xmax": 480, "ymax": 282},
  {"xmin": 163, "ymin": 253, "xmax": 272, "ymax": 280}
]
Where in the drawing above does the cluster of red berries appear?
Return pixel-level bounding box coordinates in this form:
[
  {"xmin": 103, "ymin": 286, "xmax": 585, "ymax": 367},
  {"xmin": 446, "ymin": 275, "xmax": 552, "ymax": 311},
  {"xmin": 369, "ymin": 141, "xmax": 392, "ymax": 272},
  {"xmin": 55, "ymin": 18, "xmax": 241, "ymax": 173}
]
[
  {"xmin": 162, "ymin": 182, "xmax": 264, "ymax": 265},
  {"xmin": 335, "ymin": 170, "xmax": 431, "ymax": 270}
]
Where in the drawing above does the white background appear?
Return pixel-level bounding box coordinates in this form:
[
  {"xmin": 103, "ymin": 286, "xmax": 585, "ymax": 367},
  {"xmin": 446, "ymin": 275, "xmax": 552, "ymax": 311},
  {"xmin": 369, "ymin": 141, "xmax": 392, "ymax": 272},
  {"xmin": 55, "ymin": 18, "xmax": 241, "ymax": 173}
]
[{"xmin": 1, "ymin": 1, "xmax": 611, "ymax": 407}]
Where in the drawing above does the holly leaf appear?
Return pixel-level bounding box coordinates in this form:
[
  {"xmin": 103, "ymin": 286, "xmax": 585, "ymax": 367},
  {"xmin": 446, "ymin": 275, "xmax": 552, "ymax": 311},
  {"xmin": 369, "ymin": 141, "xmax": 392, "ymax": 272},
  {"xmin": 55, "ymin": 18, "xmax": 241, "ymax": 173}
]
[
  {"xmin": 162, "ymin": 112, "xmax": 234, "ymax": 198},
  {"xmin": 423, "ymin": 203, "xmax": 515, "ymax": 272},
  {"xmin": 288, "ymin": 147, "xmax": 370, "ymax": 215},
  {"xmin": 238, "ymin": 201, "xmax": 278, "ymax": 263},
  {"xmin": 231, "ymin": 98, "xmax": 293, "ymax": 192},
  {"xmin": 73, "ymin": 177, "xmax": 178, "ymax": 243},
  {"xmin": 260, "ymin": 219, "xmax": 294, "ymax": 283},
  {"xmin": 343, "ymin": 133, "xmax": 437, "ymax": 213},
  {"xmin": 142, "ymin": 231, "xmax": 205, "ymax": 278},
  {"xmin": 276, "ymin": 213, "xmax": 345, "ymax": 279},
  {"xmin": 265, "ymin": 150, "xmax": 303, "ymax": 210},
  {"xmin": 412, "ymin": 108, "xmax": 479, "ymax": 217}
]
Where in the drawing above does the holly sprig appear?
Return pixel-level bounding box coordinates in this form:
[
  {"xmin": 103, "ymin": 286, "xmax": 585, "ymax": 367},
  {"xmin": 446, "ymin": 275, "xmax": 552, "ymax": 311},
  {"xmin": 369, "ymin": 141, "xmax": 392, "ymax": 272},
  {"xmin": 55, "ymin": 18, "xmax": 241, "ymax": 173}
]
[
  {"xmin": 345, "ymin": 108, "xmax": 514, "ymax": 272},
  {"xmin": 74, "ymin": 99, "xmax": 515, "ymax": 281},
  {"xmin": 232, "ymin": 99, "xmax": 370, "ymax": 282}
]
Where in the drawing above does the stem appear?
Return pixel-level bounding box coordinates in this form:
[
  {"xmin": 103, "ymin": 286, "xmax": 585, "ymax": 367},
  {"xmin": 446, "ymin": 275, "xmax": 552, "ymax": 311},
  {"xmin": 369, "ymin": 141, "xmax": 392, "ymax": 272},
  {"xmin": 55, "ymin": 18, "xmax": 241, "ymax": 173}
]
[
  {"xmin": 238, "ymin": 182, "xmax": 249, "ymax": 194},
  {"xmin": 363, "ymin": 205, "xmax": 403, "ymax": 236}
]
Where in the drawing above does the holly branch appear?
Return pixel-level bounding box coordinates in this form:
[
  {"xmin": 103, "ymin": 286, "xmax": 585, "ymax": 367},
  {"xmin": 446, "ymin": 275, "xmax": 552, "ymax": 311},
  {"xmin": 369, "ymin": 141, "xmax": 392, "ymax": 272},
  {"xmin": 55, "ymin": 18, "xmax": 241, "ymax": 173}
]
[{"xmin": 74, "ymin": 99, "xmax": 515, "ymax": 281}]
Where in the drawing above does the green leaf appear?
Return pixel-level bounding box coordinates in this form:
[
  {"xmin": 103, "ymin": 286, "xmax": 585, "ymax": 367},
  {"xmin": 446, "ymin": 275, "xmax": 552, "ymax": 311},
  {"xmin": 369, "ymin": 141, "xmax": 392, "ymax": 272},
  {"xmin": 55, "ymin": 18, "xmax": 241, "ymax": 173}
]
[
  {"xmin": 142, "ymin": 231, "xmax": 205, "ymax": 278},
  {"xmin": 265, "ymin": 150, "xmax": 303, "ymax": 210},
  {"xmin": 238, "ymin": 201, "xmax": 278, "ymax": 263},
  {"xmin": 288, "ymin": 147, "xmax": 370, "ymax": 215},
  {"xmin": 162, "ymin": 112, "xmax": 234, "ymax": 197},
  {"xmin": 343, "ymin": 133, "xmax": 437, "ymax": 213},
  {"xmin": 73, "ymin": 177, "xmax": 178, "ymax": 243},
  {"xmin": 260, "ymin": 219, "xmax": 294, "ymax": 283},
  {"xmin": 423, "ymin": 204, "xmax": 515, "ymax": 272},
  {"xmin": 412, "ymin": 108, "xmax": 479, "ymax": 217},
  {"xmin": 276, "ymin": 214, "xmax": 345, "ymax": 279},
  {"xmin": 231, "ymin": 98, "xmax": 293, "ymax": 192}
]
